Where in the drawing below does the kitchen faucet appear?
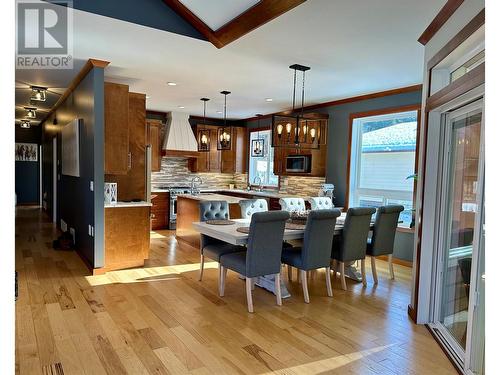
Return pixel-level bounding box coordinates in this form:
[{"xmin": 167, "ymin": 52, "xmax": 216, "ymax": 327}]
[
  {"xmin": 190, "ymin": 176, "xmax": 202, "ymax": 195},
  {"xmin": 253, "ymin": 175, "xmax": 264, "ymax": 192}
]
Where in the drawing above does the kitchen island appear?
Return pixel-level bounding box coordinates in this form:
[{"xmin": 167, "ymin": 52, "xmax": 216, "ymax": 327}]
[{"xmin": 175, "ymin": 193, "xmax": 245, "ymax": 249}]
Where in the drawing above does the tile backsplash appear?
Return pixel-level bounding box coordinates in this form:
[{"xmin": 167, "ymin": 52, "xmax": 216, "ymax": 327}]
[{"xmin": 151, "ymin": 157, "xmax": 326, "ymax": 196}]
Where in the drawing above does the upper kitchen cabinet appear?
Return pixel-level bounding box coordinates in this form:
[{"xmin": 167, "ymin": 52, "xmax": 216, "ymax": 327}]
[
  {"xmin": 104, "ymin": 82, "xmax": 129, "ymax": 175},
  {"xmin": 146, "ymin": 119, "xmax": 162, "ymax": 172},
  {"xmin": 190, "ymin": 124, "xmax": 246, "ymax": 173}
]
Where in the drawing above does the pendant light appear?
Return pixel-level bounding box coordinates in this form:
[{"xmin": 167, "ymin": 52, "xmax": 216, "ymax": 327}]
[
  {"xmin": 217, "ymin": 91, "xmax": 231, "ymax": 150},
  {"xmin": 197, "ymin": 98, "xmax": 210, "ymax": 152},
  {"xmin": 271, "ymin": 64, "xmax": 324, "ymax": 149},
  {"xmin": 251, "ymin": 114, "xmax": 264, "ymax": 157}
]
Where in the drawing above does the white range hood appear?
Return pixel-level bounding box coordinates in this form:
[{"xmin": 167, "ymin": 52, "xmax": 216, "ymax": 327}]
[{"xmin": 162, "ymin": 112, "xmax": 198, "ymax": 153}]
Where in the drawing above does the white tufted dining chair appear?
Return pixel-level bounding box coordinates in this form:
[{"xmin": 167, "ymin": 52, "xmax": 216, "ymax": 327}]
[
  {"xmin": 308, "ymin": 197, "xmax": 334, "ymax": 210},
  {"xmin": 279, "ymin": 197, "xmax": 306, "ymax": 212}
]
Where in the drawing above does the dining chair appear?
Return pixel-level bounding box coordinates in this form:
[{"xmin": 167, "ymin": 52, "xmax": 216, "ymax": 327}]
[
  {"xmin": 307, "ymin": 197, "xmax": 334, "ymax": 210},
  {"xmin": 281, "ymin": 209, "xmax": 341, "ymax": 303},
  {"xmin": 366, "ymin": 205, "xmax": 404, "ymax": 283},
  {"xmin": 279, "ymin": 197, "xmax": 306, "ymax": 212},
  {"xmin": 198, "ymin": 201, "xmax": 245, "ymax": 281},
  {"xmin": 219, "ymin": 211, "xmax": 290, "ymax": 312},
  {"xmin": 331, "ymin": 207, "xmax": 376, "ymax": 290},
  {"xmin": 239, "ymin": 199, "xmax": 268, "ymax": 219}
]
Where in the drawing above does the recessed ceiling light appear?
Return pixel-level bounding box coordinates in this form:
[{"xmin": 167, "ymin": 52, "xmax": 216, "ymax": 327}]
[
  {"xmin": 167, "ymin": 82, "xmax": 177, "ymax": 86},
  {"xmin": 20, "ymin": 120, "xmax": 31, "ymax": 129},
  {"xmin": 265, "ymin": 98, "xmax": 273, "ymax": 102},
  {"xmin": 178, "ymin": 106, "xmax": 185, "ymax": 109},
  {"xmin": 30, "ymin": 86, "xmax": 47, "ymax": 102}
]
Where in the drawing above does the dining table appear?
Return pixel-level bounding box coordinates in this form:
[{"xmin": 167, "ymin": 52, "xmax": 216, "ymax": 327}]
[{"xmin": 192, "ymin": 212, "xmax": 374, "ymax": 298}]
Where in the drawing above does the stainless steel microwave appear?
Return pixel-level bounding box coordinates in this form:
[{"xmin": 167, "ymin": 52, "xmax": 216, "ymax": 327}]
[{"xmin": 285, "ymin": 154, "xmax": 311, "ymax": 173}]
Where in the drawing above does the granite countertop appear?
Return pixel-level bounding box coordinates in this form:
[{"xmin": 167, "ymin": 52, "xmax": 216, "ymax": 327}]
[
  {"xmin": 105, "ymin": 201, "xmax": 152, "ymax": 208},
  {"xmin": 214, "ymin": 189, "xmax": 308, "ymax": 199},
  {"xmin": 177, "ymin": 193, "xmax": 246, "ymax": 205}
]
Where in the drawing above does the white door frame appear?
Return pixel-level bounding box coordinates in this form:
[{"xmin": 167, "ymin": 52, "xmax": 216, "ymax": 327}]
[
  {"xmin": 52, "ymin": 137, "xmax": 57, "ymax": 223},
  {"xmin": 429, "ymin": 96, "xmax": 484, "ymax": 372}
]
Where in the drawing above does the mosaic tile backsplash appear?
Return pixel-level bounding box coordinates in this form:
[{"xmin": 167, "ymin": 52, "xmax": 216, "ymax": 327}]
[{"xmin": 151, "ymin": 157, "xmax": 326, "ymax": 197}]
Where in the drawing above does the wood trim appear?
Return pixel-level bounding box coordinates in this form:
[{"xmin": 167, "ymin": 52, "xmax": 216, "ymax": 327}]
[
  {"xmin": 344, "ymin": 104, "xmax": 422, "ymax": 208},
  {"xmin": 427, "ymin": 9, "xmax": 485, "ymax": 69},
  {"xmin": 378, "ymin": 255, "xmax": 412, "ymax": 268},
  {"xmin": 39, "ymin": 59, "xmax": 110, "ymax": 125},
  {"xmin": 426, "ymin": 62, "xmax": 484, "ymax": 111},
  {"xmin": 163, "ymin": 149, "xmax": 199, "ymax": 158},
  {"xmin": 213, "ymin": 0, "xmax": 306, "ymax": 48},
  {"xmin": 163, "ymin": 0, "xmax": 306, "ymax": 49},
  {"xmin": 408, "ymin": 304, "xmax": 417, "ymax": 323},
  {"xmin": 242, "ymin": 84, "xmax": 422, "ymax": 122},
  {"xmin": 418, "ymin": 0, "xmax": 465, "ymax": 45}
]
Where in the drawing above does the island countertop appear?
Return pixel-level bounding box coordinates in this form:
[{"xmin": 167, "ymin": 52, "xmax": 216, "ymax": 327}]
[{"xmin": 177, "ymin": 193, "xmax": 246, "ymax": 204}]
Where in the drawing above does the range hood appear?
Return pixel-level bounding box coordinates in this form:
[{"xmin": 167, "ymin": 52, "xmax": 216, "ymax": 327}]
[{"xmin": 162, "ymin": 112, "xmax": 199, "ymax": 157}]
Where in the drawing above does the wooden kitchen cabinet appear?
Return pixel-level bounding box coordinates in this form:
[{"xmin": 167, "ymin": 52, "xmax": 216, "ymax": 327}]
[
  {"xmin": 151, "ymin": 191, "xmax": 169, "ymax": 230},
  {"xmin": 104, "ymin": 82, "xmax": 129, "ymax": 175},
  {"xmin": 190, "ymin": 125, "xmax": 246, "ymax": 173},
  {"xmin": 147, "ymin": 119, "xmax": 162, "ymax": 172},
  {"xmin": 273, "ymin": 146, "xmax": 327, "ymax": 177}
]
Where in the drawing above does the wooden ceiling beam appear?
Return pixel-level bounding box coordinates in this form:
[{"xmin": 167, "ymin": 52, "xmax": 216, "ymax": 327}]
[
  {"xmin": 418, "ymin": 0, "xmax": 465, "ymax": 45},
  {"xmin": 163, "ymin": 0, "xmax": 306, "ymax": 49}
]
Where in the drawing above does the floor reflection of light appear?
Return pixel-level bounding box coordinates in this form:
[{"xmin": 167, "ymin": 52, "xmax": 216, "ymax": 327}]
[
  {"xmin": 280, "ymin": 344, "xmax": 394, "ymax": 373},
  {"xmin": 150, "ymin": 231, "xmax": 167, "ymax": 239},
  {"xmin": 84, "ymin": 261, "xmax": 219, "ymax": 286}
]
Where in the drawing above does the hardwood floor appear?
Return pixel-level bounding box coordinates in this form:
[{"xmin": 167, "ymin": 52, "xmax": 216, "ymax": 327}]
[{"xmin": 15, "ymin": 206, "xmax": 457, "ymax": 374}]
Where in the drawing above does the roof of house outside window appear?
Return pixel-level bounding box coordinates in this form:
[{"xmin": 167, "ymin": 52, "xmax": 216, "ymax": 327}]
[{"xmin": 362, "ymin": 121, "xmax": 417, "ymax": 153}]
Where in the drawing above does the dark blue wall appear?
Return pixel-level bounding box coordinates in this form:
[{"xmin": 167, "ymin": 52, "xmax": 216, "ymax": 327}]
[
  {"xmin": 244, "ymin": 89, "xmax": 422, "ymax": 207},
  {"xmin": 15, "ymin": 125, "xmax": 41, "ymax": 205},
  {"xmin": 69, "ymin": 0, "xmax": 206, "ymax": 41},
  {"xmin": 42, "ymin": 67, "xmax": 105, "ymax": 268}
]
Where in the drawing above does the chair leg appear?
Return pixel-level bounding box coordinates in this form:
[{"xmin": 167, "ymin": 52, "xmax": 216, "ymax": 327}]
[
  {"xmin": 297, "ymin": 268, "xmax": 301, "ymax": 283},
  {"xmin": 371, "ymin": 256, "xmax": 378, "ymax": 284},
  {"xmin": 275, "ymin": 273, "xmax": 282, "ymax": 306},
  {"xmin": 287, "ymin": 265, "xmax": 293, "ymax": 281},
  {"xmin": 331, "ymin": 259, "xmax": 337, "ymax": 278},
  {"xmin": 245, "ymin": 277, "xmax": 254, "ymax": 313},
  {"xmin": 339, "ymin": 262, "xmax": 347, "ymax": 291},
  {"xmin": 325, "ymin": 267, "xmax": 333, "ymax": 297},
  {"xmin": 300, "ymin": 270, "xmax": 310, "ymax": 303},
  {"xmin": 388, "ymin": 254, "xmax": 395, "ymax": 280},
  {"xmin": 360, "ymin": 258, "xmax": 367, "ymax": 287},
  {"xmin": 217, "ymin": 263, "xmax": 222, "ymax": 295},
  {"xmin": 199, "ymin": 254, "xmax": 204, "ymax": 281},
  {"xmin": 219, "ymin": 266, "xmax": 227, "ymax": 297}
]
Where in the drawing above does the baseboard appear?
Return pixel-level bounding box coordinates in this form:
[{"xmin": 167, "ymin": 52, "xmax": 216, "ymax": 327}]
[{"xmin": 379, "ymin": 255, "xmax": 413, "ymax": 267}]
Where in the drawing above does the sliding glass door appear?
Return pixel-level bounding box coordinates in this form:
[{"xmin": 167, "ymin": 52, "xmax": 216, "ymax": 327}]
[{"xmin": 432, "ymin": 98, "xmax": 484, "ymax": 373}]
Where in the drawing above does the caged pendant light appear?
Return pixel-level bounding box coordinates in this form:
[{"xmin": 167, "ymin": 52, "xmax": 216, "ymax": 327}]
[
  {"xmin": 251, "ymin": 114, "xmax": 265, "ymax": 157},
  {"xmin": 197, "ymin": 98, "xmax": 210, "ymax": 152},
  {"xmin": 217, "ymin": 91, "xmax": 232, "ymax": 150}
]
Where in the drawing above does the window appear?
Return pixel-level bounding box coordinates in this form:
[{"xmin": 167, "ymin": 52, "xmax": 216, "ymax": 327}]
[
  {"xmin": 348, "ymin": 109, "xmax": 419, "ymax": 226},
  {"xmin": 248, "ymin": 129, "xmax": 279, "ymax": 187}
]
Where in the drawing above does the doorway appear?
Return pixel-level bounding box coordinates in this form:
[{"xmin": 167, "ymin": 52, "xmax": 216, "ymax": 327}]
[{"xmin": 430, "ymin": 98, "xmax": 484, "ymax": 373}]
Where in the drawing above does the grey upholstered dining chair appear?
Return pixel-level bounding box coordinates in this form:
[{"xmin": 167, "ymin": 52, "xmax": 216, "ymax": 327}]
[
  {"xmin": 279, "ymin": 197, "xmax": 306, "ymax": 212},
  {"xmin": 218, "ymin": 211, "xmax": 290, "ymax": 313},
  {"xmin": 238, "ymin": 199, "xmax": 268, "ymax": 219},
  {"xmin": 281, "ymin": 209, "xmax": 341, "ymax": 303},
  {"xmin": 198, "ymin": 201, "xmax": 245, "ymax": 281},
  {"xmin": 307, "ymin": 197, "xmax": 334, "ymax": 210},
  {"xmin": 331, "ymin": 207, "xmax": 376, "ymax": 290},
  {"xmin": 366, "ymin": 205, "xmax": 404, "ymax": 283}
]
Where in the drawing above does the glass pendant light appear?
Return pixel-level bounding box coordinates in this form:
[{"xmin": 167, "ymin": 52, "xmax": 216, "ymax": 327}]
[
  {"xmin": 251, "ymin": 114, "xmax": 265, "ymax": 157},
  {"xmin": 197, "ymin": 98, "xmax": 210, "ymax": 152},
  {"xmin": 217, "ymin": 91, "xmax": 231, "ymax": 150}
]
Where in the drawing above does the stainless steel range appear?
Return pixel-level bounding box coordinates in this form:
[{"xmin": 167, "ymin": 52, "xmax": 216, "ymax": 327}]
[{"xmin": 168, "ymin": 187, "xmax": 190, "ymax": 229}]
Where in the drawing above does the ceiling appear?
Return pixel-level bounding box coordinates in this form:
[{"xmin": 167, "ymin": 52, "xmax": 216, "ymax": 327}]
[
  {"xmin": 178, "ymin": 0, "xmax": 260, "ymax": 31},
  {"xmin": 15, "ymin": 0, "xmax": 445, "ymax": 124}
]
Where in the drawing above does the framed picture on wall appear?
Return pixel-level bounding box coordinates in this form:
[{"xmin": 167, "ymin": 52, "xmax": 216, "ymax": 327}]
[{"xmin": 15, "ymin": 143, "xmax": 38, "ymax": 162}]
